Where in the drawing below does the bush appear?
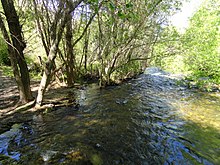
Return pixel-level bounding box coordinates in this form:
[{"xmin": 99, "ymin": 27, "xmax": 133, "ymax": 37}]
[{"xmin": 0, "ymin": 37, "xmax": 10, "ymax": 66}]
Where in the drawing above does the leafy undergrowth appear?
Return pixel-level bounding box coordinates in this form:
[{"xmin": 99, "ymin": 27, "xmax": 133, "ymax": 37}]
[
  {"xmin": 0, "ymin": 65, "xmax": 41, "ymax": 80},
  {"xmin": 0, "ymin": 66, "xmax": 14, "ymax": 77},
  {"xmin": 182, "ymin": 76, "xmax": 220, "ymax": 92}
]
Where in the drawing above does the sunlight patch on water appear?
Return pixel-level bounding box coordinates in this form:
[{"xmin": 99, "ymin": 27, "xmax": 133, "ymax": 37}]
[
  {"xmin": 41, "ymin": 150, "xmax": 58, "ymax": 162},
  {"xmin": 172, "ymin": 92, "xmax": 220, "ymax": 131}
]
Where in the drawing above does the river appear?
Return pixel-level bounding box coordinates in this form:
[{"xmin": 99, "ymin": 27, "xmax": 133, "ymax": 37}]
[{"xmin": 0, "ymin": 67, "xmax": 220, "ymax": 164}]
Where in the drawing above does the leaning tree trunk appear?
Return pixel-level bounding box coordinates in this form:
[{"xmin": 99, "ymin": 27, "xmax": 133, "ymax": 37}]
[
  {"xmin": 0, "ymin": 0, "xmax": 33, "ymax": 103},
  {"xmin": 36, "ymin": 43, "xmax": 58, "ymax": 107},
  {"xmin": 35, "ymin": 15, "xmax": 67, "ymax": 107},
  {"xmin": 35, "ymin": 0, "xmax": 84, "ymax": 107}
]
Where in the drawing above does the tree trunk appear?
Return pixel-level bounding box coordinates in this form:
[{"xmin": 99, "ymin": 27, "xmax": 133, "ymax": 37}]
[
  {"xmin": 0, "ymin": 16, "xmax": 24, "ymax": 101},
  {"xmin": 0, "ymin": 0, "xmax": 33, "ymax": 103},
  {"xmin": 36, "ymin": 43, "xmax": 58, "ymax": 107},
  {"xmin": 34, "ymin": 0, "xmax": 84, "ymax": 107},
  {"xmin": 65, "ymin": 14, "xmax": 75, "ymax": 87},
  {"xmin": 83, "ymin": 29, "xmax": 89, "ymax": 72}
]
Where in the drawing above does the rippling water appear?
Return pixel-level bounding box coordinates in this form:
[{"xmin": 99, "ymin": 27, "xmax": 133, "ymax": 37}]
[{"xmin": 0, "ymin": 68, "xmax": 220, "ymax": 164}]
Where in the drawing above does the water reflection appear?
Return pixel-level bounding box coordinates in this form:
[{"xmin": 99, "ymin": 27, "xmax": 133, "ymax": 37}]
[
  {"xmin": 0, "ymin": 68, "xmax": 220, "ymax": 164},
  {"xmin": 0, "ymin": 124, "xmax": 21, "ymax": 160}
]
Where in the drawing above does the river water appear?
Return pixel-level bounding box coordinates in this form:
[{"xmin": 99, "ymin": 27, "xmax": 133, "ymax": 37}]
[{"xmin": 0, "ymin": 68, "xmax": 220, "ymax": 164}]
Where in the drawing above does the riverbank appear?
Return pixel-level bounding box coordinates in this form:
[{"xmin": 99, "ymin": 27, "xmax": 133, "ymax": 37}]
[
  {"xmin": 0, "ymin": 67, "xmax": 219, "ymax": 164},
  {"xmin": 1, "ymin": 68, "xmax": 219, "ymax": 121},
  {"xmin": 0, "ymin": 70, "xmax": 80, "ymax": 133}
]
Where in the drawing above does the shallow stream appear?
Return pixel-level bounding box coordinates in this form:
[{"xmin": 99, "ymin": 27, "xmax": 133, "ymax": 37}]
[{"xmin": 0, "ymin": 68, "xmax": 220, "ymax": 164}]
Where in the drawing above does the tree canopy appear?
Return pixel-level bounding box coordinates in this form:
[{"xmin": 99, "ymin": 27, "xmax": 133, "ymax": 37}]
[
  {"xmin": 151, "ymin": 0, "xmax": 220, "ymax": 88},
  {"xmin": 183, "ymin": 0, "xmax": 220, "ymax": 84}
]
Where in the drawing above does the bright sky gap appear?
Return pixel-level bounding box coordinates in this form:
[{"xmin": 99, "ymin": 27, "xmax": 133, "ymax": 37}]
[{"xmin": 170, "ymin": 0, "xmax": 205, "ymax": 32}]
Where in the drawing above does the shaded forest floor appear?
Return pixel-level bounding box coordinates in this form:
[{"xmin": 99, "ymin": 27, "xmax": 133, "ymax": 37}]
[
  {"xmin": 0, "ymin": 71, "xmax": 23, "ymax": 113},
  {"xmin": 0, "ymin": 70, "xmax": 78, "ymax": 133}
]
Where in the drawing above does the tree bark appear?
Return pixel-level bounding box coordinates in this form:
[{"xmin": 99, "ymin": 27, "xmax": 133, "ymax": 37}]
[
  {"xmin": 35, "ymin": 0, "xmax": 84, "ymax": 107},
  {"xmin": 0, "ymin": 0, "xmax": 33, "ymax": 103},
  {"xmin": 36, "ymin": 44, "xmax": 57, "ymax": 107},
  {"xmin": 65, "ymin": 14, "xmax": 75, "ymax": 87}
]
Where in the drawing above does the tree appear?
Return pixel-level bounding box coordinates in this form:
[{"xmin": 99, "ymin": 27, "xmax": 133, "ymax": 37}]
[
  {"xmin": 79, "ymin": 0, "xmax": 184, "ymax": 86},
  {"xmin": 34, "ymin": 0, "xmax": 84, "ymax": 107},
  {"xmin": 1, "ymin": 0, "xmax": 185, "ymax": 107},
  {"xmin": 151, "ymin": 26, "xmax": 184, "ymax": 72},
  {"xmin": 183, "ymin": 0, "xmax": 220, "ymax": 83},
  {"xmin": 62, "ymin": 0, "xmax": 100, "ymax": 86},
  {"xmin": 65, "ymin": 13, "xmax": 75, "ymax": 87},
  {"xmin": 0, "ymin": 0, "xmax": 33, "ymax": 103}
]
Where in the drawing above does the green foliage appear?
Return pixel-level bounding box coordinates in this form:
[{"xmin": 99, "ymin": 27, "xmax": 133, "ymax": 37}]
[
  {"xmin": 151, "ymin": 26, "xmax": 185, "ymax": 73},
  {"xmin": 25, "ymin": 55, "xmax": 42, "ymax": 80},
  {"xmin": 153, "ymin": 0, "xmax": 220, "ymax": 89},
  {"xmin": 112, "ymin": 61, "xmax": 141, "ymax": 81},
  {"xmin": 1, "ymin": 0, "xmax": 186, "ymax": 87},
  {"xmin": 83, "ymin": 0, "xmax": 185, "ymax": 85},
  {"xmin": 0, "ymin": 37, "xmax": 10, "ymax": 66},
  {"xmin": 183, "ymin": 0, "xmax": 220, "ymax": 84},
  {"xmin": 0, "ymin": 66, "xmax": 13, "ymax": 77}
]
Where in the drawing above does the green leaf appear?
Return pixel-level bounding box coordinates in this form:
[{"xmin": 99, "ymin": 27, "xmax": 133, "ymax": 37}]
[
  {"xmin": 126, "ymin": 2, "xmax": 133, "ymax": 8},
  {"xmin": 117, "ymin": 11, "xmax": 126, "ymax": 19},
  {"xmin": 109, "ymin": 2, "xmax": 115, "ymax": 11}
]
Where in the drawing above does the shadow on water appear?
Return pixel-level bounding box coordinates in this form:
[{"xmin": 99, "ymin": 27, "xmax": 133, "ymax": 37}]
[{"xmin": 0, "ymin": 67, "xmax": 220, "ymax": 164}]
